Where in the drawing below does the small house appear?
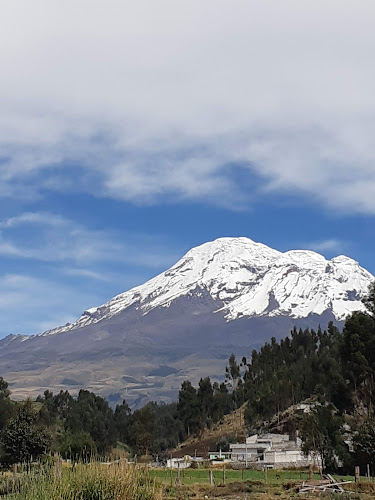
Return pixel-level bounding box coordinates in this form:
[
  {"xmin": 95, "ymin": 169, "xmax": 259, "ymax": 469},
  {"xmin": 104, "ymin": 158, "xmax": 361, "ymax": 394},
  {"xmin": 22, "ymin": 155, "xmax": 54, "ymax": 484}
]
[{"xmin": 230, "ymin": 433, "xmax": 321, "ymax": 468}]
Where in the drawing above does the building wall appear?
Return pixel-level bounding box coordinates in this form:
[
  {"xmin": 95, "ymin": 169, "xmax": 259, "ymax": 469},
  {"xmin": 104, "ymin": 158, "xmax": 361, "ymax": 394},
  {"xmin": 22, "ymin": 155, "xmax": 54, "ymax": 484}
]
[
  {"xmin": 265, "ymin": 450, "xmax": 307, "ymax": 464},
  {"xmin": 230, "ymin": 445, "xmax": 260, "ymax": 462},
  {"xmin": 230, "ymin": 438, "xmax": 321, "ymax": 468}
]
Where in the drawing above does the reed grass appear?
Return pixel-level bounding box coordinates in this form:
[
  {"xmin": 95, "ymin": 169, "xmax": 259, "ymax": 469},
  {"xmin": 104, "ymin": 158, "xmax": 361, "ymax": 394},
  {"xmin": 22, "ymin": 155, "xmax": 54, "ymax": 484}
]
[{"xmin": 2, "ymin": 461, "xmax": 164, "ymax": 500}]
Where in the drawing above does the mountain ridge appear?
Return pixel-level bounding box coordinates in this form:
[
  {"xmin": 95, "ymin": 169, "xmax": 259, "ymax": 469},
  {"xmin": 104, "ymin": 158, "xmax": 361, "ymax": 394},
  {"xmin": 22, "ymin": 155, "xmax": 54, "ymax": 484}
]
[
  {"xmin": 16, "ymin": 236, "xmax": 374, "ymax": 339},
  {"xmin": 0, "ymin": 237, "xmax": 373, "ymax": 406}
]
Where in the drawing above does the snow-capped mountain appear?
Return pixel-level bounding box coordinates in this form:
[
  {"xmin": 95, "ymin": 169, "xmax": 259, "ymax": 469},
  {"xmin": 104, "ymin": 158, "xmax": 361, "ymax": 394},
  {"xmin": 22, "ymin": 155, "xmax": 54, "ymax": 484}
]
[
  {"xmin": 41, "ymin": 237, "xmax": 373, "ymax": 337},
  {"xmin": 0, "ymin": 237, "xmax": 373, "ymax": 406}
]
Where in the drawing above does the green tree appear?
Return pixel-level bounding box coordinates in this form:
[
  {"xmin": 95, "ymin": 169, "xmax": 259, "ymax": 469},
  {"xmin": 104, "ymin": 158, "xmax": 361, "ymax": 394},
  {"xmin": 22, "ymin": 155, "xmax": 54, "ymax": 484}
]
[
  {"xmin": 300, "ymin": 404, "xmax": 345, "ymax": 472},
  {"xmin": 216, "ymin": 435, "xmax": 236, "ymax": 452},
  {"xmin": 363, "ymin": 281, "xmax": 375, "ymax": 316},
  {"xmin": 127, "ymin": 404, "xmax": 156, "ymax": 455},
  {"xmin": 114, "ymin": 399, "xmax": 131, "ymax": 443},
  {"xmin": 197, "ymin": 377, "xmax": 214, "ymax": 422},
  {"xmin": 353, "ymin": 419, "xmax": 375, "ymax": 471},
  {"xmin": 59, "ymin": 430, "xmax": 97, "ymax": 461},
  {"xmin": 147, "ymin": 402, "xmax": 184, "ymax": 454},
  {"xmin": 64, "ymin": 390, "xmax": 117, "ymax": 453},
  {"xmin": 1, "ymin": 400, "xmax": 51, "ymax": 464},
  {"xmin": 225, "ymin": 354, "xmax": 240, "ymax": 394},
  {"xmin": 212, "ymin": 382, "xmax": 233, "ymax": 422},
  {"xmin": 0, "ymin": 377, "xmax": 13, "ymax": 431},
  {"xmin": 341, "ymin": 312, "xmax": 375, "ymax": 411},
  {"xmin": 177, "ymin": 381, "xmax": 201, "ymax": 436}
]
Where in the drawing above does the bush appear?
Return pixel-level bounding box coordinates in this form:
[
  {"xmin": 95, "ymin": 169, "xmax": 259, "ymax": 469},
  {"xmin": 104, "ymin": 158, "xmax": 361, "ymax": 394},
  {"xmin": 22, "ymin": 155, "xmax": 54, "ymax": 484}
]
[{"xmin": 216, "ymin": 435, "xmax": 236, "ymax": 452}]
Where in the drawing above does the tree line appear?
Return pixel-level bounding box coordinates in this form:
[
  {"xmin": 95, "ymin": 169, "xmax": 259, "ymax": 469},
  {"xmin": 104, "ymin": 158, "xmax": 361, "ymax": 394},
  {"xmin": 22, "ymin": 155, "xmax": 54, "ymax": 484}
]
[
  {"xmin": 0, "ymin": 282, "xmax": 374, "ymax": 473},
  {"xmin": 0, "ymin": 374, "xmax": 233, "ymax": 463},
  {"xmin": 225, "ymin": 281, "xmax": 375, "ymax": 472}
]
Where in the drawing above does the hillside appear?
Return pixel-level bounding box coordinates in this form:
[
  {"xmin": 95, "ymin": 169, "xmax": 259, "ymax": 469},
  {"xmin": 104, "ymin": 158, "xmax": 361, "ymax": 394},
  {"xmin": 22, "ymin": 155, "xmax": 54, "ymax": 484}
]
[
  {"xmin": 0, "ymin": 237, "xmax": 373, "ymax": 405},
  {"xmin": 174, "ymin": 403, "xmax": 248, "ymax": 458}
]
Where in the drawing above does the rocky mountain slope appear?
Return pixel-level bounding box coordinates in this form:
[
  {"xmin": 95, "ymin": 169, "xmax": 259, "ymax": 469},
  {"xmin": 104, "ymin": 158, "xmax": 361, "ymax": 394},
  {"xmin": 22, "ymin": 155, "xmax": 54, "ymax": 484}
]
[{"xmin": 0, "ymin": 237, "xmax": 373, "ymax": 406}]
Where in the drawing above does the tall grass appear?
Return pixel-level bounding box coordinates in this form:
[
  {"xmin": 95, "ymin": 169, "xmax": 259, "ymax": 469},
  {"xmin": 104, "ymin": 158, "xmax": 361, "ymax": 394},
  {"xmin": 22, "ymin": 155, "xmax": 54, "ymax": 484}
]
[{"xmin": 2, "ymin": 461, "xmax": 164, "ymax": 500}]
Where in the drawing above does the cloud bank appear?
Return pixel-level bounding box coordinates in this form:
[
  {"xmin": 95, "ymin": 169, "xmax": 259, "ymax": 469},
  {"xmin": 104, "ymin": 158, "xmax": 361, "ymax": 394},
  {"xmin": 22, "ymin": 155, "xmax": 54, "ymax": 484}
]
[
  {"xmin": 0, "ymin": 211, "xmax": 180, "ymax": 268},
  {"xmin": 0, "ymin": 0, "xmax": 375, "ymax": 212},
  {"xmin": 0, "ymin": 211, "xmax": 183, "ymax": 335}
]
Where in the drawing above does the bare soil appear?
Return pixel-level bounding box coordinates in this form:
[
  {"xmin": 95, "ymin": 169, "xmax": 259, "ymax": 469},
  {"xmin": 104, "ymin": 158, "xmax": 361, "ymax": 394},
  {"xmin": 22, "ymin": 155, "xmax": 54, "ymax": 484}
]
[{"xmin": 173, "ymin": 403, "xmax": 248, "ymax": 458}]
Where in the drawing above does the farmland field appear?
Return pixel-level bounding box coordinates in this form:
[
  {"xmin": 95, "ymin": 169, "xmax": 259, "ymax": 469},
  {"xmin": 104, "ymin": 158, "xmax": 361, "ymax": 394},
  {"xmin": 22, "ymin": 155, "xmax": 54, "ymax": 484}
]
[
  {"xmin": 150, "ymin": 467, "xmax": 375, "ymax": 499},
  {"xmin": 150, "ymin": 467, "xmax": 324, "ymax": 484},
  {"xmin": 1, "ymin": 463, "xmax": 375, "ymax": 499}
]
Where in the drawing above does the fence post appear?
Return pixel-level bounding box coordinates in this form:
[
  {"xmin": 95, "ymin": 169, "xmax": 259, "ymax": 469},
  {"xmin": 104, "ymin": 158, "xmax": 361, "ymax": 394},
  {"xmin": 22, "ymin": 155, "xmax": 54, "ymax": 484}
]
[
  {"xmin": 176, "ymin": 461, "xmax": 181, "ymax": 485},
  {"xmin": 355, "ymin": 466, "xmax": 360, "ymax": 483},
  {"xmin": 209, "ymin": 469, "xmax": 214, "ymax": 485},
  {"xmin": 222, "ymin": 463, "xmax": 226, "ymax": 485},
  {"xmin": 54, "ymin": 455, "xmax": 62, "ymax": 479},
  {"xmin": 12, "ymin": 464, "xmax": 17, "ymax": 479},
  {"xmin": 309, "ymin": 464, "xmax": 313, "ymax": 481}
]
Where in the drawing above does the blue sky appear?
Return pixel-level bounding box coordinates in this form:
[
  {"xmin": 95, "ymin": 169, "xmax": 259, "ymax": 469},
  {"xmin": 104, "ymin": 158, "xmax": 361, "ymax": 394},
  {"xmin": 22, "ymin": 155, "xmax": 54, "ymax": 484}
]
[{"xmin": 0, "ymin": 1, "xmax": 375, "ymax": 337}]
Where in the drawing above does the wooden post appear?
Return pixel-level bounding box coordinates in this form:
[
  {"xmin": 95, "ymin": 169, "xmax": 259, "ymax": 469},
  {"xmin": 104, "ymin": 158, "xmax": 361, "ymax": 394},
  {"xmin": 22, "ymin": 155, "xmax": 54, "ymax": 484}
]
[
  {"xmin": 176, "ymin": 461, "xmax": 181, "ymax": 485},
  {"xmin": 54, "ymin": 455, "xmax": 62, "ymax": 479},
  {"xmin": 170, "ymin": 452, "xmax": 173, "ymax": 486},
  {"xmin": 355, "ymin": 466, "xmax": 360, "ymax": 483},
  {"xmin": 242, "ymin": 467, "xmax": 244, "ymax": 480},
  {"xmin": 222, "ymin": 463, "xmax": 226, "ymax": 485},
  {"xmin": 309, "ymin": 464, "xmax": 313, "ymax": 481},
  {"xmin": 12, "ymin": 464, "xmax": 17, "ymax": 479},
  {"xmin": 367, "ymin": 464, "xmax": 370, "ymax": 480},
  {"xmin": 264, "ymin": 465, "xmax": 267, "ymax": 483},
  {"xmin": 209, "ymin": 469, "xmax": 214, "ymax": 485}
]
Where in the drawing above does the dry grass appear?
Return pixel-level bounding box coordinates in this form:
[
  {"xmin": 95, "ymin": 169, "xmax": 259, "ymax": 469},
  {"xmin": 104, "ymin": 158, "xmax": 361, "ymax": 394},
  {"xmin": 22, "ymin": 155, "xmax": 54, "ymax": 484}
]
[
  {"xmin": 0, "ymin": 461, "xmax": 164, "ymax": 500},
  {"xmin": 4, "ymin": 464, "xmax": 374, "ymax": 500},
  {"xmin": 174, "ymin": 403, "xmax": 248, "ymax": 458}
]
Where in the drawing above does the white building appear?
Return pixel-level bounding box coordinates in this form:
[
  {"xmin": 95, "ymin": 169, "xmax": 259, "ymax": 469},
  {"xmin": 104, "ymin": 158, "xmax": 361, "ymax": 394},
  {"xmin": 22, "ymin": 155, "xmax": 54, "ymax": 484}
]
[
  {"xmin": 166, "ymin": 456, "xmax": 204, "ymax": 469},
  {"xmin": 230, "ymin": 433, "xmax": 321, "ymax": 468}
]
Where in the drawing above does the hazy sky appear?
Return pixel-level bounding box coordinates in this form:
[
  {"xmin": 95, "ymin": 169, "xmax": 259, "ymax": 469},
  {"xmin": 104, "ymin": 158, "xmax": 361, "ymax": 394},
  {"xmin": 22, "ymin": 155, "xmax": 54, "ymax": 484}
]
[{"xmin": 1, "ymin": 1, "xmax": 375, "ymax": 336}]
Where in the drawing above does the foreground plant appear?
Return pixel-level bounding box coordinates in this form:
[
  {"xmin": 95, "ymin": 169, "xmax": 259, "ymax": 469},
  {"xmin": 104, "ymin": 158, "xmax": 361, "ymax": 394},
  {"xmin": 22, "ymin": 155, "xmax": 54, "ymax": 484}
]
[{"xmin": 5, "ymin": 461, "xmax": 164, "ymax": 500}]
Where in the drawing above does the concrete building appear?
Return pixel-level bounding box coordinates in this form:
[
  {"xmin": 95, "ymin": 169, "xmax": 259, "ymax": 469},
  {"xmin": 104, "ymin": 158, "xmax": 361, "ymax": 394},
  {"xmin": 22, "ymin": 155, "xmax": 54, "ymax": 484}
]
[
  {"xmin": 208, "ymin": 450, "xmax": 232, "ymax": 463},
  {"xmin": 230, "ymin": 433, "xmax": 321, "ymax": 468}
]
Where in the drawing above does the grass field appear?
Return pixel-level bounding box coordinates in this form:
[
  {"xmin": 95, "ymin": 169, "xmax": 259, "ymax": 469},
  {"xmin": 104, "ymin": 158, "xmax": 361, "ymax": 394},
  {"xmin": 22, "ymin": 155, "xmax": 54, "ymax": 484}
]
[
  {"xmin": 1, "ymin": 463, "xmax": 375, "ymax": 499},
  {"xmin": 150, "ymin": 467, "xmax": 375, "ymax": 499},
  {"xmin": 150, "ymin": 467, "xmax": 355, "ymax": 485}
]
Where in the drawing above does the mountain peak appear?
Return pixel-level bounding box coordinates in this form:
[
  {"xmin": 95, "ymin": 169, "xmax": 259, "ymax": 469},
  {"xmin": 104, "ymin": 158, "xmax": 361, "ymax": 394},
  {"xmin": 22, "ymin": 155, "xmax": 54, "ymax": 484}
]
[
  {"xmin": 2, "ymin": 237, "xmax": 374, "ymax": 405},
  {"xmin": 39, "ymin": 237, "xmax": 373, "ymax": 337}
]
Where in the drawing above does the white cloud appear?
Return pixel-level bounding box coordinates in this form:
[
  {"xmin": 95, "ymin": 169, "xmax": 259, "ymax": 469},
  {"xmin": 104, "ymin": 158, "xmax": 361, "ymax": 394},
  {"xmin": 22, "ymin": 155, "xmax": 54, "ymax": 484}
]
[
  {"xmin": 302, "ymin": 239, "xmax": 345, "ymax": 254},
  {"xmin": 0, "ymin": 1, "xmax": 375, "ymax": 212},
  {"xmin": 63, "ymin": 268, "xmax": 111, "ymax": 282},
  {"xmin": 0, "ymin": 273, "xmax": 99, "ymax": 335},
  {"xmin": 0, "ymin": 212, "xmax": 67, "ymax": 228},
  {"xmin": 0, "ymin": 211, "xmax": 181, "ymax": 268},
  {"xmin": 0, "ymin": 214, "xmax": 185, "ymax": 335}
]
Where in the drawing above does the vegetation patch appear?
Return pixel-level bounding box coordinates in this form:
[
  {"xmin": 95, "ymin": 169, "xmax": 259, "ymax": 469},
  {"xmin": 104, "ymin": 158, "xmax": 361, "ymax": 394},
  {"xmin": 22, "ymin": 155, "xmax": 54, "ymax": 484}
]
[{"xmin": 0, "ymin": 462, "xmax": 164, "ymax": 500}]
